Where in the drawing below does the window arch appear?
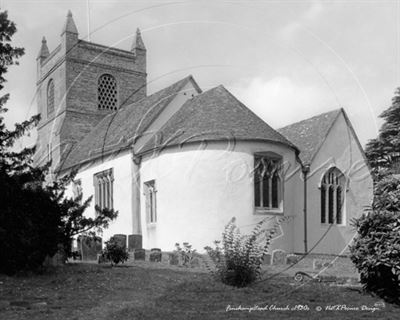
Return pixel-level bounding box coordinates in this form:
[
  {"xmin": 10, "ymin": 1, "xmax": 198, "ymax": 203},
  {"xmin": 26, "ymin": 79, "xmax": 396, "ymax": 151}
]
[
  {"xmin": 254, "ymin": 155, "xmax": 282, "ymax": 211},
  {"xmin": 47, "ymin": 79, "xmax": 55, "ymax": 116},
  {"xmin": 98, "ymin": 74, "xmax": 118, "ymax": 110},
  {"xmin": 320, "ymin": 167, "xmax": 345, "ymax": 224}
]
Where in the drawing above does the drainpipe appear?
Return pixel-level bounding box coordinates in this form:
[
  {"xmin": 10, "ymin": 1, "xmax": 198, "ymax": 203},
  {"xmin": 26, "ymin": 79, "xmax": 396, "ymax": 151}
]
[
  {"xmin": 131, "ymin": 151, "xmax": 142, "ymax": 236},
  {"xmin": 302, "ymin": 164, "xmax": 310, "ymax": 254}
]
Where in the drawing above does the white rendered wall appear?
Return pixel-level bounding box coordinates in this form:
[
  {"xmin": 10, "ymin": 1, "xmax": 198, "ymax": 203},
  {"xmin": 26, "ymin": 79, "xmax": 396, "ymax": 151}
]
[
  {"xmin": 67, "ymin": 152, "xmax": 133, "ymax": 244},
  {"xmin": 139, "ymin": 141, "xmax": 299, "ymax": 253}
]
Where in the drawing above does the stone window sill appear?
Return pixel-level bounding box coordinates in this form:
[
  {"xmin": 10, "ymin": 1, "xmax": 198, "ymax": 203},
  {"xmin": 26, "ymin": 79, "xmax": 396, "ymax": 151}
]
[
  {"xmin": 254, "ymin": 208, "xmax": 284, "ymax": 216},
  {"xmin": 320, "ymin": 223, "xmax": 347, "ymax": 228},
  {"xmin": 147, "ymin": 222, "xmax": 157, "ymax": 228}
]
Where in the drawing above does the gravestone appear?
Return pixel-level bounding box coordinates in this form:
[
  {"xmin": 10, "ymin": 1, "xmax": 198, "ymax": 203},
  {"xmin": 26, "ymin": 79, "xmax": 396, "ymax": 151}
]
[
  {"xmin": 134, "ymin": 248, "xmax": 145, "ymax": 261},
  {"xmin": 168, "ymin": 252, "xmax": 179, "ymax": 265},
  {"xmin": 313, "ymin": 259, "xmax": 334, "ymax": 270},
  {"xmin": 97, "ymin": 253, "xmax": 109, "ymax": 264},
  {"xmin": 113, "ymin": 234, "xmax": 127, "ymax": 250},
  {"xmin": 262, "ymin": 253, "xmax": 272, "ymax": 265},
  {"xmin": 150, "ymin": 248, "xmax": 162, "ymax": 262},
  {"xmin": 128, "ymin": 234, "xmax": 142, "ymax": 251},
  {"xmin": 286, "ymin": 254, "xmax": 300, "ymax": 265},
  {"xmin": 43, "ymin": 244, "xmax": 66, "ymax": 266},
  {"xmin": 78, "ymin": 236, "xmax": 102, "ymax": 261},
  {"xmin": 272, "ymin": 249, "xmax": 287, "ymax": 265}
]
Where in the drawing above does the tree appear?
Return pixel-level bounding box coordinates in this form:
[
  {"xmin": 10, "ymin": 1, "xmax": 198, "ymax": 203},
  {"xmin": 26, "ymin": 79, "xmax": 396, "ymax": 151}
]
[
  {"xmin": 0, "ymin": 11, "xmax": 117, "ymax": 275},
  {"xmin": 365, "ymin": 88, "xmax": 400, "ymax": 177},
  {"xmin": 352, "ymin": 92, "xmax": 400, "ymax": 303}
]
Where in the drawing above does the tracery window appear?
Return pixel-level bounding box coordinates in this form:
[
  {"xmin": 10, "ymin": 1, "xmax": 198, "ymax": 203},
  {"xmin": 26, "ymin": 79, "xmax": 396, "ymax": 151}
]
[
  {"xmin": 98, "ymin": 74, "xmax": 118, "ymax": 110},
  {"xmin": 47, "ymin": 79, "xmax": 55, "ymax": 116},
  {"xmin": 94, "ymin": 168, "xmax": 114, "ymax": 211},
  {"xmin": 254, "ymin": 155, "xmax": 282, "ymax": 211},
  {"xmin": 321, "ymin": 167, "xmax": 345, "ymax": 224},
  {"xmin": 144, "ymin": 180, "xmax": 157, "ymax": 223}
]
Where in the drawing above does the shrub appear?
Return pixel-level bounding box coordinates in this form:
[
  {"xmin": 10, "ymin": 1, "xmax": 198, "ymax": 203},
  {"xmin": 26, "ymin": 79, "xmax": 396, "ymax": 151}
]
[
  {"xmin": 204, "ymin": 217, "xmax": 280, "ymax": 287},
  {"xmin": 175, "ymin": 242, "xmax": 197, "ymax": 267},
  {"xmin": 101, "ymin": 237, "xmax": 129, "ymax": 266},
  {"xmin": 349, "ymin": 210, "xmax": 400, "ymax": 303},
  {"xmin": 0, "ymin": 171, "xmax": 61, "ymax": 274}
]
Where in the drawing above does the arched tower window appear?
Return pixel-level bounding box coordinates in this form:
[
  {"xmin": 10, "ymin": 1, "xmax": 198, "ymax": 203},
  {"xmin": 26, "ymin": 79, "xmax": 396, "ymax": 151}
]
[
  {"xmin": 47, "ymin": 79, "xmax": 55, "ymax": 116},
  {"xmin": 320, "ymin": 167, "xmax": 345, "ymax": 224},
  {"xmin": 98, "ymin": 74, "xmax": 118, "ymax": 110}
]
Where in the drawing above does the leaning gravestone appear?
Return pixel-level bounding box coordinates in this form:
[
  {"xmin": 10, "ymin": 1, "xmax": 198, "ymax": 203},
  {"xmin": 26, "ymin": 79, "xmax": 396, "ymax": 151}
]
[
  {"xmin": 262, "ymin": 253, "xmax": 272, "ymax": 265},
  {"xmin": 78, "ymin": 236, "xmax": 102, "ymax": 261},
  {"xmin": 134, "ymin": 248, "xmax": 146, "ymax": 261},
  {"xmin": 272, "ymin": 249, "xmax": 287, "ymax": 265},
  {"xmin": 150, "ymin": 248, "xmax": 162, "ymax": 262},
  {"xmin": 128, "ymin": 234, "xmax": 142, "ymax": 251},
  {"xmin": 113, "ymin": 234, "xmax": 127, "ymax": 250}
]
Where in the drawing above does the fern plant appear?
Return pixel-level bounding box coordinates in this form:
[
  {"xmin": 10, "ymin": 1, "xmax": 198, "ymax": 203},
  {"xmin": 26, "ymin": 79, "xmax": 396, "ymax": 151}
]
[{"xmin": 204, "ymin": 217, "xmax": 282, "ymax": 287}]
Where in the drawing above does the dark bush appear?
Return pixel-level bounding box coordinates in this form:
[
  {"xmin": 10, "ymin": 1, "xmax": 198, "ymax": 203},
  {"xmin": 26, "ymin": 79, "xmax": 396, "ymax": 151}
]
[
  {"xmin": 102, "ymin": 237, "xmax": 129, "ymax": 266},
  {"xmin": 0, "ymin": 171, "xmax": 60, "ymax": 275},
  {"xmin": 350, "ymin": 210, "xmax": 400, "ymax": 303}
]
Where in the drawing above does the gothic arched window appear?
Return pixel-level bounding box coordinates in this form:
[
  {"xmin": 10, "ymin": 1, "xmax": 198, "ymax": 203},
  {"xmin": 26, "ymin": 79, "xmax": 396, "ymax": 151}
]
[
  {"xmin": 47, "ymin": 79, "xmax": 55, "ymax": 116},
  {"xmin": 320, "ymin": 167, "xmax": 345, "ymax": 224},
  {"xmin": 254, "ymin": 155, "xmax": 282, "ymax": 211},
  {"xmin": 98, "ymin": 74, "xmax": 118, "ymax": 110}
]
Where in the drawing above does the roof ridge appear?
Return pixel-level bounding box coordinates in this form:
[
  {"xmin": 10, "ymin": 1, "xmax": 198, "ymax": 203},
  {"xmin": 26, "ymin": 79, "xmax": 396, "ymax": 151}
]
[{"xmin": 279, "ymin": 108, "xmax": 342, "ymax": 130}]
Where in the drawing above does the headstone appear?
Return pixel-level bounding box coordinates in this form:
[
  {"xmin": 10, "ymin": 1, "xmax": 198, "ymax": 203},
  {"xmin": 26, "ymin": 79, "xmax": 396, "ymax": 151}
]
[
  {"xmin": 151, "ymin": 248, "xmax": 161, "ymax": 253},
  {"xmin": 43, "ymin": 243, "xmax": 66, "ymax": 267},
  {"xmin": 313, "ymin": 259, "xmax": 333, "ymax": 270},
  {"xmin": 128, "ymin": 234, "xmax": 142, "ymax": 251},
  {"xmin": 272, "ymin": 249, "xmax": 287, "ymax": 265},
  {"xmin": 78, "ymin": 236, "xmax": 102, "ymax": 261},
  {"xmin": 97, "ymin": 253, "xmax": 109, "ymax": 264},
  {"xmin": 262, "ymin": 253, "xmax": 272, "ymax": 265},
  {"xmin": 134, "ymin": 248, "xmax": 145, "ymax": 261},
  {"xmin": 168, "ymin": 252, "xmax": 179, "ymax": 265},
  {"xmin": 286, "ymin": 254, "xmax": 300, "ymax": 265},
  {"xmin": 150, "ymin": 250, "xmax": 162, "ymax": 262},
  {"xmin": 113, "ymin": 234, "xmax": 127, "ymax": 250}
]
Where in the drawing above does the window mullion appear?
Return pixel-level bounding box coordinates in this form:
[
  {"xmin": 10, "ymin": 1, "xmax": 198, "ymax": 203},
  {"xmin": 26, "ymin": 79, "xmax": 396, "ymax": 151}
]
[{"xmin": 268, "ymin": 176, "xmax": 272, "ymax": 208}]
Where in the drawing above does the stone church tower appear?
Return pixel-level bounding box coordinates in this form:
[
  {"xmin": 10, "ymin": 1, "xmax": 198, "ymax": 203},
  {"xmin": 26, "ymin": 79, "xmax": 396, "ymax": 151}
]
[{"xmin": 35, "ymin": 11, "xmax": 147, "ymax": 173}]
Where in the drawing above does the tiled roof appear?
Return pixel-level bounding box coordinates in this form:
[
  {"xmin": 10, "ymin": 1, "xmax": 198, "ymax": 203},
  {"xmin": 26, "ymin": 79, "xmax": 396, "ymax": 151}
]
[
  {"xmin": 140, "ymin": 85, "xmax": 297, "ymax": 154},
  {"xmin": 278, "ymin": 109, "xmax": 342, "ymax": 165},
  {"xmin": 58, "ymin": 76, "xmax": 197, "ymax": 172}
]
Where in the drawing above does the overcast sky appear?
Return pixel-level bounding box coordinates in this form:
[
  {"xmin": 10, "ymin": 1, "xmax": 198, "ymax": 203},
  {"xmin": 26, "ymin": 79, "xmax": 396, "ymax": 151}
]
[{"xmin": 1, "ymin": 0, "xmax": 399, "ymax": 149}]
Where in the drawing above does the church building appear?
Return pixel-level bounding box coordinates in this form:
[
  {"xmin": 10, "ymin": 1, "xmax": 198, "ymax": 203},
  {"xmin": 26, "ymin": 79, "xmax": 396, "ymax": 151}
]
[{"xmin": 35, "ymin": 11, "xmax": 373, "ymax": 255}]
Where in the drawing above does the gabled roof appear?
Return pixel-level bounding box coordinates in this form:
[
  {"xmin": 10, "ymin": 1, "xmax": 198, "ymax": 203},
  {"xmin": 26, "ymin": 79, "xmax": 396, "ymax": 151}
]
[
  {"xmin": 58, "ymin": 76, "xmax": 199, "ymax": 172},
  {"xmin": 140, "ymin": 85, "xmax": 297, "ymax": 155},
  {"xmin": 278, "ymin": 109, "xmax": 342, "ymax": 165}
]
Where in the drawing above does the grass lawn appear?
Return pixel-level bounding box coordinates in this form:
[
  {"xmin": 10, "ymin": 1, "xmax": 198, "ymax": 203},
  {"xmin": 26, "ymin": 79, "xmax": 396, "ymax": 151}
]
[{"xmin": 0, "ymin": 262, "xmax": 398, "ymax": 320}]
